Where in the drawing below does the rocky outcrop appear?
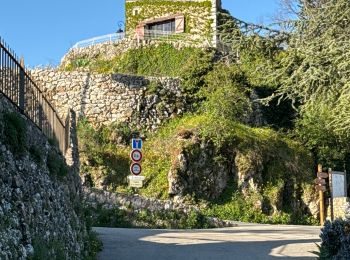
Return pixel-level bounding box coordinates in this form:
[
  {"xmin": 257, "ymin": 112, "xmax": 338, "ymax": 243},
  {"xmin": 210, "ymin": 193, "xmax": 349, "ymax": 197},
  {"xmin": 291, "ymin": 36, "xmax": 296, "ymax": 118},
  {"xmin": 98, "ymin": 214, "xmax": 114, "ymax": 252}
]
[
  {"xmin": 0, "ymin": 94, "xmax": 87, "ymax": 259},
  {"xmin": 168, "ymin": 133, "xmax": 230, "ymax": 200},
  {"xmin": 30, "ymin": 69, "xmax": 185, "ymax": 130},
  {"xmin": 165, "ymin": 129, "xmax": 319, "ymax": 219}
]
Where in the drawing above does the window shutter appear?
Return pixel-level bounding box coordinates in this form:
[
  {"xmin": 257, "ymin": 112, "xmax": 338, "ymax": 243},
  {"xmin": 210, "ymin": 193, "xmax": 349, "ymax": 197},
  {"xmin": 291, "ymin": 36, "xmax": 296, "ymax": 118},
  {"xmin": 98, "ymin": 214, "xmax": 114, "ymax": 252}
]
[{"xmin": 175, "ymin": 16, "xmax": 185, "ymax": 33}]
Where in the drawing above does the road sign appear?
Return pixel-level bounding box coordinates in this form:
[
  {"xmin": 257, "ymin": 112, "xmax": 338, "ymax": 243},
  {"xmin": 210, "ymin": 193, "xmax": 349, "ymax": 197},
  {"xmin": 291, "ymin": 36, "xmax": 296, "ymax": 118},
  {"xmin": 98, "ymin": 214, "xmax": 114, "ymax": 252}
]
[
  {"xmin": 316, "ymin": 185, "xmax": 327, "ymax": 192},
  {"xmin": 129, "ymin": 179, "xmax": 143, "ymax": 188},
  {"xmin": 128, "ymin": 175, "xmax": 145, "ymax": 181},
  {"xmin": 132, "ymin": 139, "xmax": 142, "ymax": 150},
  {"xmin": 314, "ymin": 178, "xmax": 326, "ymax": 185},
  {"xmin": 130, "ymin": 149, "xmax": 142, "ymax": 162},
  {"xmin": 317, "ymin": 172, "xmax": 329, "ymax": 179},
  {"xmin": 130, "ymin": 162, "xmax": 142, "ymax": 175}
]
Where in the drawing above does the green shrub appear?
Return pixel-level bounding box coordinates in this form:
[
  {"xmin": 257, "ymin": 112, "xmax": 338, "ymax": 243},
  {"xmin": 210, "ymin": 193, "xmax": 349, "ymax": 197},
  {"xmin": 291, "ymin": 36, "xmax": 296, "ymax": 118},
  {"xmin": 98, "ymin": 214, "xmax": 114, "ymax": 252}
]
[
  {"xmin": 100, "ymin": 121, "xmax": 132, "ymax": 146},
  {"xmin": 30, "ymin": 237, "xmax": 65, "ymax": 260},
  {"xmin": 201, "ymin": 63, "xmax": 252, "ymax": 123},
  {"xmin": 319, "ymin": 219, "xmax": 350, "ymax": 259},
  {"xmin": 91, "ymin": 205, "xmax": 132, "ymax": 228},
  {"xmin": 65, "ymin": 58, "xmax": 91, "ymax": 71},
  {"xmin": 85, "ymin": 231, "xmax": 103, "ymax": 260},
  {"xmin": 3, "ymin": 112, "xmax": 27, "ymax": 155},
  {"xmin": 46, "ymin": 151, "xmax": 68, "ymax": 178},
  {"xmin": 77, "ymin": 119, "xmax": 131, "ymax": 189},
  {"xmin": 90, "ymin": 204, "xmax": 212, "ymax": 229},
  {"xmin": 29, "ymin": 145, "xmax": 43, "ymax": 165}
]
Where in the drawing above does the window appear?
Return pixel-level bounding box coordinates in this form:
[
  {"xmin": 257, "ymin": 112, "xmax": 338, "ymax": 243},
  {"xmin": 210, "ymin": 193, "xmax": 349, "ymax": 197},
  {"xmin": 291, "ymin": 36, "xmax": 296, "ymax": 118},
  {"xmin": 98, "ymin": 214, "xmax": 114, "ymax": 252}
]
[
  {"xmin": 133, "ymin": 7, "xmax": 141, "ymax": 16},
  {"xmin": 148, "ymin": 19, "xmax": 175, "ymax": 32}
]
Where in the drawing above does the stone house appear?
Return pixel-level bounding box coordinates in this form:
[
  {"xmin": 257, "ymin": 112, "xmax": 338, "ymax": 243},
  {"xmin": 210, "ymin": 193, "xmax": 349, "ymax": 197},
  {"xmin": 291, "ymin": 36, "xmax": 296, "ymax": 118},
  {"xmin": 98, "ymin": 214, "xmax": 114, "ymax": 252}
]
[{"xmin": 125, "ymin": 0, "xmax": 221, "ymax": 47}]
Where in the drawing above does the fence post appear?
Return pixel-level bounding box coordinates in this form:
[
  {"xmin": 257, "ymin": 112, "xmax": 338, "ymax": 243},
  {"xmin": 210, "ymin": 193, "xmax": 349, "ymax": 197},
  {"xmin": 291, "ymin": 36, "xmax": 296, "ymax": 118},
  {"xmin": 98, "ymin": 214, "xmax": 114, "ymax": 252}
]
[
  {"xmin": 19, "ymin": 58, "xmax": 25, "ymax": 111},
  {"xmin": 318, "ymin": 164, "xmax": 326, "ymax": 226},
  {"xmin": 38, "ymin": 93, "xmax": 43, "ymax": 130}
]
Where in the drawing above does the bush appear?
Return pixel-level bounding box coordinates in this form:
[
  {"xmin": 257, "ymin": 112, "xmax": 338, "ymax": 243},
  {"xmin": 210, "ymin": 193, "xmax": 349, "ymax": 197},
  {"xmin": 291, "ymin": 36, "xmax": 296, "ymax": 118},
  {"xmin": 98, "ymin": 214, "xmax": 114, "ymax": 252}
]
[
  {"xmin": 200, "ymin": 64, "xmax": 253, "ymax": 123},
  {"xmin": 77, "ymin": 119, "xmax": 131, "ymax": 190},
  {"xmin": 30, "ymin": 237, "xmax": 65, "ymax": 260},
  {"xmin": 3, "ymin": 112, "xmax": 27, "ymax": 155},
  {"xmin": 46, "ymin": 151, "xmax": 68, "ymax": 178},
  {"xmin": 90, "ymin": 204, "xmax": 212, "ymax": 229},
  {"xmin": 85, "ymin": 231, "xmax": 103, "ymax": 260},
  {"xmin": 29, "ymin": 145, "xmax": 43, "ymax": 165},
  {"xmin": 91, "ymin": 205, "xmax": 131, "ymax": 228},
  {"xmin": 319, "ymin": 219, "xmax": 350, "ymax": 259}
]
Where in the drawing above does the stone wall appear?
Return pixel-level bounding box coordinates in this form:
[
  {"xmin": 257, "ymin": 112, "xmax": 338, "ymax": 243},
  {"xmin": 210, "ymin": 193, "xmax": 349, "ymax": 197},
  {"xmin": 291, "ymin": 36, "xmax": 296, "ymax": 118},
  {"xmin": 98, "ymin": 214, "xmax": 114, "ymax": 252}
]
[
  {"xmin": 83, "ymin": 187, "xmax": 236, "ymax": 228},
  {"xmin": 31, "ymin": 69, "xmax": 185, "ymax": 130},
  {"xmin": 61, "ymin": 35, "xmax": 211, "ymax": 69},
  {"xmin": 61, "ymin": 38, "xmax": 137, "ymax": 69},
  {"xmin": 0, "ymin": 94, "xmax": 87, "ymax": 259},
  {"xmin": 327, "ymin": 197, "xmax": 350, "ymax": 220}
]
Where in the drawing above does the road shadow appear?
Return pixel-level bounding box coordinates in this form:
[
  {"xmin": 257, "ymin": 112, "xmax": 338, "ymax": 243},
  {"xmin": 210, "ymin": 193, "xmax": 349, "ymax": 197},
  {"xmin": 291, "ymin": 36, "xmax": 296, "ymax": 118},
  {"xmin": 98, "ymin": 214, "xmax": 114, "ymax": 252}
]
[{"xmin": 94, "ymin": 227, "xmax": 320, "ymax": 260}]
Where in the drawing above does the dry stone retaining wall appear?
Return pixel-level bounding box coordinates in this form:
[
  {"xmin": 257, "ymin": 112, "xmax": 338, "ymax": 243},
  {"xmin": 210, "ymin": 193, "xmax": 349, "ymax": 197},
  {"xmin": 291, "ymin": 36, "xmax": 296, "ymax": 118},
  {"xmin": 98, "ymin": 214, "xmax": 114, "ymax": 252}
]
[
  {"xmin": 31, "ymin": 69, "xmax": 185, "ymax": 129},
  {"xmin": 61, "ymin": 36, "xmax": 211, "ymax": 69},
  {"xmin": 0, "ymin": 94, "xmax": 87, "ymax": 259},
  {"xmin": 83, "ymin": 187, "xmax": 236, "ymax": 228},
  {"xmin": 327, "ymin": 197, "xmax": 350, "ymax": 220}
]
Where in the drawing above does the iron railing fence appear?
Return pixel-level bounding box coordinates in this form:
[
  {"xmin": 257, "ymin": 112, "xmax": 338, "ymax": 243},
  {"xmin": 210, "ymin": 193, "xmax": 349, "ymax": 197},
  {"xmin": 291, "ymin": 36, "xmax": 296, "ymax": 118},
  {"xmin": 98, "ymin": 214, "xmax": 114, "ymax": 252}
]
[
  {"xmin": 70, "ymin": 30, "xmax": 209, "ymax": 50},
  {"xmin": 0, "ymin": 37, "xmax": 69, "ymax": 154},
  {"xmin": 72, "ymin": 32, "xmax": 126, "ymax": 49}
]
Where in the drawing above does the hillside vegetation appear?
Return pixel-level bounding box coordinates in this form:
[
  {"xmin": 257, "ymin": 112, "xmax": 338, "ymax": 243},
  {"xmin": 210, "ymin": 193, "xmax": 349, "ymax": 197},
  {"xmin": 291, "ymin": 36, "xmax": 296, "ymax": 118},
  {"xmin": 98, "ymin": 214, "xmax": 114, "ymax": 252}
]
[
  {"xmin": 73, "ymin": 1, "xmax": 350, "ymax": 229},
  {"xmin": 76, "ymin": 36, "xmax": 318, "ymax": 225}
]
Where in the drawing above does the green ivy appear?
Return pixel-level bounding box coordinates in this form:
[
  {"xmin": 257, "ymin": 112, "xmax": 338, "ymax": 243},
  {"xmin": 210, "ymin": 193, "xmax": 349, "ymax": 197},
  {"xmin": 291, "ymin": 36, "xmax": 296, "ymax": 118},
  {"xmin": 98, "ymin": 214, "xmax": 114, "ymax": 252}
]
[{"xmin": 125, "ymin": 0, "xmax": 212, "ymax": 34}]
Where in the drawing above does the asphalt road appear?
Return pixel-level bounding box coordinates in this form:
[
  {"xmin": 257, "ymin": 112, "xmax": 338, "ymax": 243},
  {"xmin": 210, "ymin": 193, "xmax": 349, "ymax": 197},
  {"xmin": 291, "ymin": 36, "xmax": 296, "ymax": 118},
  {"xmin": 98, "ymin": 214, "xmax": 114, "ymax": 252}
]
[{"xmin": 94, "ymin": 223, "xmax": 321, "ymax": 260}]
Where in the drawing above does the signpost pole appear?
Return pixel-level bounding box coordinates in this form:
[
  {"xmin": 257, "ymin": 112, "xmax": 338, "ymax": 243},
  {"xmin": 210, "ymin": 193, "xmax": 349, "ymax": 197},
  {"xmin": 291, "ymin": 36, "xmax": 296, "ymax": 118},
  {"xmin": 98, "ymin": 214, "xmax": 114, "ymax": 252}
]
[
  {"xmin": 318, "ymin": 164, "xmax": 325, "ymax": 226},
  {"xmin": 329, "ymin": 168, "xmax": 334, "ymax": 221}
]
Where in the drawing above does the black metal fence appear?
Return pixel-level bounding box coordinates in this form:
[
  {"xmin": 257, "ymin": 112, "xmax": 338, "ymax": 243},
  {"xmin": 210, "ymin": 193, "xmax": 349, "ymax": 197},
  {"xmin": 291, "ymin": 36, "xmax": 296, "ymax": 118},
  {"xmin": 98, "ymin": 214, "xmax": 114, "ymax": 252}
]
[{"xmin": 0, "ymin": 37, "xmax": 69, "ymax": 154}]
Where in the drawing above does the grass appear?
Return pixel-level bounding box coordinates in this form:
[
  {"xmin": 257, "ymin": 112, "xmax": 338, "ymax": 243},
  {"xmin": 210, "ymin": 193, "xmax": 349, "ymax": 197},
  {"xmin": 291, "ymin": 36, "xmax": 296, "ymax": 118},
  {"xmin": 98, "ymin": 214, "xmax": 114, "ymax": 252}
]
[
  {"xmin": 64, "ymin": 43, "xmax": 213, "ymax": 78},
  {"xmin": 77, "ymin": 112, "xmax": 318, "ymax": 225}
]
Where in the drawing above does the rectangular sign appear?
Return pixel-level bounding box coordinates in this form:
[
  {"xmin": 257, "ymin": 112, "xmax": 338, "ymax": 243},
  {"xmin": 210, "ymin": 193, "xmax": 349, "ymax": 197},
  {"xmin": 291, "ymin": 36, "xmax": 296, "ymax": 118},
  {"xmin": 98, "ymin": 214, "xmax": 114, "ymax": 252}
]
[
  {"xmin": 128, "ymin": 175, "xmax": 145, "ymax": 181},
  {"xmin": 314, "ymin": 178, "xmax": 326, "ymax": 185},
  {"xmin": 132, "ymin": 138, "xmax": 142, "ymax": 150},
  {"xmin": 317, "ymin": 172, "xmax": 329, "ymax": 179},
  {"xmin": 331, "ymin": 171, "xmax": 347, "ymax": 198},
  {"xmin": 129, "ymin": 180, "xmax": 143, "ymax": 188}
]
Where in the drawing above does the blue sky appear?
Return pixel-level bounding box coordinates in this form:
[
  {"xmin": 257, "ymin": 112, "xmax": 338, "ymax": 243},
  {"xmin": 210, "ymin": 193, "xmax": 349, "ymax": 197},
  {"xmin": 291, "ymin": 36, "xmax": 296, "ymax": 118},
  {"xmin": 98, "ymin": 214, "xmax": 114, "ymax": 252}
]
[{"xmin": 0, "ymin": 0, "xmax": 279, "ymax": 67}]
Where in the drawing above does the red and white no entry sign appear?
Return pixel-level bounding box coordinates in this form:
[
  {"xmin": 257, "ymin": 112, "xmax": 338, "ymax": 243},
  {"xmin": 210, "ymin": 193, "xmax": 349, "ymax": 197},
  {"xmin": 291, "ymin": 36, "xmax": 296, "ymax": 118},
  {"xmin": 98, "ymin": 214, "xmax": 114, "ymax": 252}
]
[
  {"xmin": 130, "ymin": 149, "xmax": 142, "ymax": 162},
  {"xmin": 130, "ymin": 163, "xmax": 142, "ymax": 176}
]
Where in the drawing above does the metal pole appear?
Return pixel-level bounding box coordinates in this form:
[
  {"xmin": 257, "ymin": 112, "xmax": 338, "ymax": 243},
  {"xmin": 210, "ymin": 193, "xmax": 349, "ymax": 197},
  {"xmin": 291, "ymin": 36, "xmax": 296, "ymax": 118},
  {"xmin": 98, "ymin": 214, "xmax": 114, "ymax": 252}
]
[
  {"xmin": 318, "ymin": 164, "xmax": 325, "ymax": 226},
  {"xmin": 19, "ymin": 58, "xmax": 25, "ymax": 112}
]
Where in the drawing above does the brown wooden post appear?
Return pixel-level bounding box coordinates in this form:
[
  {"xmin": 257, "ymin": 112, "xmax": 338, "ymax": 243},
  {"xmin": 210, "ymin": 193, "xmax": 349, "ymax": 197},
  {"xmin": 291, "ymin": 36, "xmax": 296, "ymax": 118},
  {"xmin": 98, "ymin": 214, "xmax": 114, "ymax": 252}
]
[
  {"xmin": 318, "ymin": 164, "xmax": 325, "ymax": 226},
  {"xmin": 328, "ymin": 168, "xmax": 334, "ymax": 221}
]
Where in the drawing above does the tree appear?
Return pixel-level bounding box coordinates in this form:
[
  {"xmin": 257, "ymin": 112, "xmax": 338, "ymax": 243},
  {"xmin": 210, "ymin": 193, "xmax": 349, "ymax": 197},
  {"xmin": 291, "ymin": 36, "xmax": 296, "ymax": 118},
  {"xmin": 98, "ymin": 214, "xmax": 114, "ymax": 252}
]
[{"xmin": 272, "ymin": 0, "xmax": 350, "ymax": 167}]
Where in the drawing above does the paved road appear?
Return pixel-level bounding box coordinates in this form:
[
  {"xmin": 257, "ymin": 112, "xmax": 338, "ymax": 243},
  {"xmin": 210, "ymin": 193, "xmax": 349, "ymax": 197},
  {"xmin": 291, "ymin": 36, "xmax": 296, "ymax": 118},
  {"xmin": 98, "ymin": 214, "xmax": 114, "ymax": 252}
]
[{"xmin": 94, "ymin": 223, "xmax": 321, "ymax": 260}]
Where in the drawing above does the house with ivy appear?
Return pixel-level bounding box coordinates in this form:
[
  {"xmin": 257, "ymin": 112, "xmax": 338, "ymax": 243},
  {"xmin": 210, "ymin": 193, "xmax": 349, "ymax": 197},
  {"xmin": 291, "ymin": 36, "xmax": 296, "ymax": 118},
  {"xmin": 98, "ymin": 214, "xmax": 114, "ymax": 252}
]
[{"xmin": 125, "ymin": 0, "xmax": 221, "ymax": 47}]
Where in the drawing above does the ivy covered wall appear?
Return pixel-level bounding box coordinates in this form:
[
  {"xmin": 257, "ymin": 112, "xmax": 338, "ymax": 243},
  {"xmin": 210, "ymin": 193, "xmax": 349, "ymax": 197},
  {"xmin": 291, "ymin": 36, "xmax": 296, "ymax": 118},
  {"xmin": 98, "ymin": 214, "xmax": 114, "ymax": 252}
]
[{"xmin": 125, "ymin": 0, "xmax": 215, "ymax": 41}]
